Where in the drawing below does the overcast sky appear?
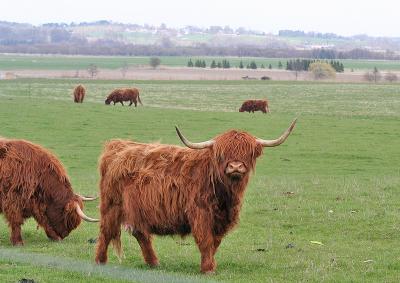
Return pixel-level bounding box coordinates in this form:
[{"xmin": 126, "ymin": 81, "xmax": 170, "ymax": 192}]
[{"xmin": 2, "ymin": 0, "xmax": 399, "ymax": 37}]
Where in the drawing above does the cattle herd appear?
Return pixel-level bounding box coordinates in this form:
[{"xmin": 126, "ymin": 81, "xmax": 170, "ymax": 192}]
[
  {"xmin": 74, "ymin": 84, "xmax": 269, "ymax": 114},
  {"xmin": 73, "ymin": 84, "xmax": 142, "ymax": 107},
  {"xmin": 0, "ymin": 83, "xmax": 294, "ymax": 274}
]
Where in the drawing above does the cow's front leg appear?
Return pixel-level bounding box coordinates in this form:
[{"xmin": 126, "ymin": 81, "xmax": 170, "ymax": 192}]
[
  {"xmin": 191, "ymin": 211, "xmax": 216, "ymax": 274},
  {"xmin": 4, "ymin": 210, "xmax": 24, "ymax": 245},
  {"xmin": 120, "ymin": 101, "xmax": 124, "ymax": 106},
  {"xmin": 31, "ymin": 202, "xmax": 61, "ymax": 241}
]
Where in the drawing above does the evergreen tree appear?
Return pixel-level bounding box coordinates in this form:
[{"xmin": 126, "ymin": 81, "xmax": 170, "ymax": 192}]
[
  {"xmin": 217, "ymin": 62, "xmax": 222, "ymax": 68},
  {"xmin": 187, "ymin": 59, "xmax": 193, "ymax": 67},
  {"xmin": 250, "ymin": 61, "xmax": 257, "ymax": 69},
  {"xmin": 239, "ymin": 61, "xmax": 244, "ymax": 69},
  {"xmin": 260, "ymin": 64, "xmax": 265, "ymax": 69},
  {"xmin": 339, "ymin": 63, "xmax": 344, "ymax": 72},
  {"xmin": 286, "ymin": 61, "xmax": 291, "ymax": 70},
  {"xmin": 210, "ymin": 60, "xmax": 217, "ymax": 68},
  {"xmin": 222, "ymin": 59, "xmax": 230, "ymax": 68},
  {"xmin": 268, "ymin": 64, "xmax": 272, "ymax": 69},
  {"xmin": 278, "ymin": 61, "xmax": 283, "ymax": 69}
]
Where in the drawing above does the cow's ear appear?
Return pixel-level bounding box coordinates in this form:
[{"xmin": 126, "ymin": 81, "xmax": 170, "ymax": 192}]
[
  {"xmin": 254, "ymin": 144, "xmax": 263, "ymax": 158},
  {"xmin": 64, "ymin": 199, "xmax": 82, "ymax": 229}
]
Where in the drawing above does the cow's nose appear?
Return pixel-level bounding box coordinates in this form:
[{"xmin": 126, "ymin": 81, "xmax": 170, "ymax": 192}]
[{"xmin": 226, "ymin": 161, "xmax": 246, "ymax": 174}]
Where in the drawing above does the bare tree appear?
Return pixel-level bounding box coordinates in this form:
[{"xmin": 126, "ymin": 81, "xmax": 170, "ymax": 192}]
[
  {"xmin": 372, "ymin": 67, "xmax": 381, "ymax": 83},
  {"xmin": 149, "ymin": 57, "xmax": 161, "ymax": 69},
  {"xmin": 120, "ymin": 62, "xmax": 129, "ymax": 78},
  {"xmin": 364, "ymin": 71, "xmax": 374, "ymax": 82},
  {"xmin": 308, "ymin": 62, "xmax": 336, "ymax": 80},
  {"xmin": 87, "ymin": 64, "xmax": 99, "ymax": 78},
  {"xmin": 384, "ymin": 72, "xmax": 398, "ymax": 82}
]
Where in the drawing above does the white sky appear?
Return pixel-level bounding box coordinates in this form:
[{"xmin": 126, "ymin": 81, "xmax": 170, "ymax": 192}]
[{"xmin": 2, "ymin": 0, "xmax": 399, "ymax": 37}]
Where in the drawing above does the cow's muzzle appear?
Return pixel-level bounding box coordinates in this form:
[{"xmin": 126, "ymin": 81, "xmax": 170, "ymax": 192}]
[{"xmin": 225, "ymin": 161, "xmax": 246, "ymax": 180}]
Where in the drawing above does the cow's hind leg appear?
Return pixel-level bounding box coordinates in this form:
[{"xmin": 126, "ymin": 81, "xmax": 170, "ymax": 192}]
[
  {"xmin": 96, "ymin": 205, "xmax": 122, "ymax": 264},
  {"xmin": 132, "ymin": 231, "xmax": 159, "ymax": 267}
]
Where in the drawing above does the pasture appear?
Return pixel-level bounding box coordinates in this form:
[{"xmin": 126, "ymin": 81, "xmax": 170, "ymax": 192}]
[
  {"xmin": 1, "ymin": 54, "xmax": 400, "ymax": 71},
  {"xmin": 0, "ymin": 79, "xmax": 399, "ymax": 282}
]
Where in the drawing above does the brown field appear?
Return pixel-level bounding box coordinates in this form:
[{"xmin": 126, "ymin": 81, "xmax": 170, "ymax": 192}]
[{"xmin": 4, "ymin": 66, "xmax": 399, "ymax": 82}]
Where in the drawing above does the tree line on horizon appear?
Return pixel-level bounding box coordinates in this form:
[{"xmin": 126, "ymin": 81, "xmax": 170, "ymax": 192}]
[{"xmin": 0, "ymin": 21, "xmax": 399, "ymax": 60}]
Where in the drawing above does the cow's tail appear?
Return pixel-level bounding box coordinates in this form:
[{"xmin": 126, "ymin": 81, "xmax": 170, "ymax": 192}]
[
  {"xmin": 111, "ymin": 236, "xmax": 124, "ymax": 262},
  {"xmin": 137, "ymin": 93, "xmax": 143, "ymax": 105}
]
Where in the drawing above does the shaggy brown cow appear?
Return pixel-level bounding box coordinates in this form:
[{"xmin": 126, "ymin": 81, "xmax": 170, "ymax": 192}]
[
  {"xmin": 95, "ymin": 119, "xmax": 297, "ymax": 273},
  {"xmin": 105, "ymin": 88, "xmax": 142, "ymax": 107},
  {"xmin": 239, "ymin": 99, "xmax": 269, "ymax": 113},
  {"xmin": 0, "ymin": 137, "xmax": 98, "ymax": 245},
  {"xmin": 73, "ymin": 84, "xmax": 86, "ymax": 103}
]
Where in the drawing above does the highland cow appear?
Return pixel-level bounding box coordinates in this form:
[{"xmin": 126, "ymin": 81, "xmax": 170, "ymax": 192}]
[
  {"xmin": 73, "ymin": 84, "xmax": 86, "ymax": 103},
  {"xmin": 239, "ymin": 99, "xmax": 269, "ymax": 113},
  {"xmin": 0, "ymin": 137, "xmax": 98, "ymax": 245},
  {"xmin": 95, "ymin": 119, "xmax": 297, "ymax": 273},
  {"xmin": 105, "ymin": 88, "xmax": 142, "ymax": 106}
]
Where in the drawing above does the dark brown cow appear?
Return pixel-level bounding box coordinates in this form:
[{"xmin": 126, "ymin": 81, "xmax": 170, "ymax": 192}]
[
  {"xmin": 105, "ymin": 88, "xmax": 142, "ymax": 107},
  {"xmin": 0, "ymin": 138, "xmax": 98, "ymax": 245},
  {"xmin": 239, "ymin": 99, "xmax": 269, "ymax": 113},
  {"xmin": 73, "ymin": 84, "xmax": 86, "ymax": 103},
  {"xmin": 95, "ymin": 119, "xmax": 296, "ymax": 273}
]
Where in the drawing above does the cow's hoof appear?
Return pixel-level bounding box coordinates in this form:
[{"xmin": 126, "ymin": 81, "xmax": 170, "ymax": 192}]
[
  {"xmin": 202, "ymin": 270, "xmax": 216, "ymax": 275},
  {"xmin": 49, "ymin": 236, "xmax": 62, "ymax": 241},
  {"xmin": 148, "ymin": 261, "xmax": 159, "ymax": 268},
  {"xmin": 12, "ymin": 241, "xmax": 24, "ymax": 246}
]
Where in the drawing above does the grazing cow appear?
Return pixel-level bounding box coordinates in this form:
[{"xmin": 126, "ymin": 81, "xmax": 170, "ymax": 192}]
[
  {"xmin": 95, "ymin": 119, "xmax": 296, "ymax": 273},
  {"xmin": 105, "ymin": 88, "xmax": 142, "ymax": 107},
  {"xmin": 239, "ymin": 99, "xmax": 269, "ymax": 113},
  {"xmin": 0, "ymin": 138, "xmax": 98, "ymax": 245},
  {"xmin": 73, "ymin": 84, "xmax": 86, "ymax": 103}
]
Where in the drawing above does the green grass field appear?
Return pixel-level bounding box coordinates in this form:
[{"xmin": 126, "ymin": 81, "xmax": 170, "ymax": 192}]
[
  {"xmin": 1, "ymin": 54, "xmax": 400, "ymax": 72},
  {"xmin": 0, "ymin": 79, "xmax": 399, "ymax": 282}
]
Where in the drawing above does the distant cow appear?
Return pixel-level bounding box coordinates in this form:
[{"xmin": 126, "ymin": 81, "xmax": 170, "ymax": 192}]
[
  {"xmin": 95, "ymin": 119, "xmax": 297, "ymax": 273},
  {"xmin": 0, "ymin": 137, "xmax": 98, "ymax": 245},
  {"xmin": 239, "ymin": 99, "xmax": 269, "ymax": 113},
  {"xmin": 105, "ymin": 88, "xmax": 142, "ymax": 106},
  {"xmin": 73, "ymin": 84, "xmax": 86, "ymax": 103}
]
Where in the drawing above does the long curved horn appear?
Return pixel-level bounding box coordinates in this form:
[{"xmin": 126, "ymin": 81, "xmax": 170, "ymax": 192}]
[
  {"xmin": 175, "ymin": 126, "xmax": 215, "ymax": 149},
  {"xmin": 75, "ymin": 203, "xmax": 99, "ymax": 222},
  {"xmin": 75, "ymin": 193, "xmax": 98, "ymax": 201},
  {"xmin": 256, "ymin": 118, "xmax": 297, "ymax": 147}
]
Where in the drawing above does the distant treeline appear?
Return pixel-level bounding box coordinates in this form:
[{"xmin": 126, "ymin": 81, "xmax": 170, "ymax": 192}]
[
  {"xmin": 286, "ymin": 59, "xmax": 344, "ymax": 72},
  {"xmin": 0, "ymin": 20, "xmax": 399, "ymax": 60},
  {"xmin": 0, "ymin": 42, "xmax": 398, "ymax": 60}
]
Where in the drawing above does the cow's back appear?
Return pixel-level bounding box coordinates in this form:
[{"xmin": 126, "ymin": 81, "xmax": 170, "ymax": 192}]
[{"xmin": 0, "ymin": 139, "xmax": 69, "ymax": 199}]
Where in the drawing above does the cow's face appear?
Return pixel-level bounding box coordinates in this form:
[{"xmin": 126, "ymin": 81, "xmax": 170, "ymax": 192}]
[
  {"xmin": 105, "ymin": 98, "xmax": 111, "ymax": 105},
  {"xmin": 239, "ymin": 107, "xmax": 244, "ymax": 112},
  {"xmin": 175, "ymin": 119, "xmax": 297, "ymax": 182},
  {"xmin": 214, "ymin": 131, "xmax": 262, "ymax": 182},
  {"xmin": 46, "ymin": 196, "xmax": 82, "ymax": 239}
]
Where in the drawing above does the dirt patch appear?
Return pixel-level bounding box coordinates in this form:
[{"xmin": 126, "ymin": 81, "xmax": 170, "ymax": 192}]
[{"xmin": 7, "ymin": 66, "xmax": 399, "ymax": 83}]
